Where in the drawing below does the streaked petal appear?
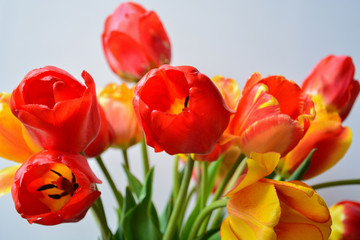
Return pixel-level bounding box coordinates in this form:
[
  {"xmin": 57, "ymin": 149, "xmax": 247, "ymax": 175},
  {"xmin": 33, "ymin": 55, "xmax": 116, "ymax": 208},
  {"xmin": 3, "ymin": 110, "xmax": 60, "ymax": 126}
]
[{"xmin": 227, "ymin": 152, "xmax": 280, "ymax": 195}]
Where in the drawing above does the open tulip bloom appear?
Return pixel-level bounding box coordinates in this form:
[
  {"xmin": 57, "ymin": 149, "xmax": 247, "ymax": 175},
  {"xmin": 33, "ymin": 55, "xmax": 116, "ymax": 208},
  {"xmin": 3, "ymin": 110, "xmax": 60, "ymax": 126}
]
[{"xmin": 1, "ymin": 1, "xmax": 360, "ymax": 240}]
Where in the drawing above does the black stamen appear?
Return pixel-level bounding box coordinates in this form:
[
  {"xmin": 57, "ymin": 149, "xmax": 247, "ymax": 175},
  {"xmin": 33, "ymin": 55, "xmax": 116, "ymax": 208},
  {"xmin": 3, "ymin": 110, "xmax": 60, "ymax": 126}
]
[
  {"xmin": 73, "ymin": 183, "xmax": 79, "ymax": 192},
  {"xmin": 37, "ymin": 184, "xmax": 57, "ymax": 191},
  {"xmin": 72, "ymin": 172, "xmax": 76, "ymax": 183},
  {"xmin": 184, "ymin": 96, "xmax": 190, "ymax": 108},
  {"xmin": 48, "ymin": 194, "xmax": 62, "ymax": 199},
  {"xmin": 50, "ymin": 169, "xmax": 62, "ymax": 177},
  {"xmin": 61, "ymin": 192, "xmax": 69, "ymax": 197}
]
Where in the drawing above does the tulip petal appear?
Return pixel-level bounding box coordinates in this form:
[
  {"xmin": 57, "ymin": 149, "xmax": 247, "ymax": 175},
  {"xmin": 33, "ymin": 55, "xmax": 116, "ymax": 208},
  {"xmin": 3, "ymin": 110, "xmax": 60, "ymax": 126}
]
[
  {"xmin": 0, "ymin": 165, "xmax": 20, "ymax": 197},
  {"xmin": 139, "ymin": 11, "xmax": 171, "ymax": 66},
  {"xmin": 227, "ymin": 152, "xmax": 280, "ymax": 196},
  {"xmin": 0, "ymin": 96, "xmax": 38, "ymax": 162},
  {"xmin": 272, "ymin": 180, "xmax": 330, "ymax": 223},
  {"xmin": 224, "ymin": 181, "xmax": 280, "ymax": 240},
  {"xmin": 240, "ymin": 115, "xmax": 304, "ymax": 156},
  {"xmin": 105, "ymin": 31, "xmax": 150, "ymax": 79}
]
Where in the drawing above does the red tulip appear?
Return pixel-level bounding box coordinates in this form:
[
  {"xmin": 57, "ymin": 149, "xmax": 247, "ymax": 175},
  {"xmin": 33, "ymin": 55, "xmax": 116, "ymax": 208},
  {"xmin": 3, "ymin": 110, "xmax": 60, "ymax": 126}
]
[
  {"xmin": 133, "ymin": 65, "xmax": 232, "ymax": 155},
  {"xmin": 11, "ymin": 150, "xmax": 101, "ymax": 225},
  {"xmin": 302, "ymin": 55, "xmax": 359, "ymax": 120},
  {"xmin": 10, "ymin": 66, "xmax": 101, "ymax": 153},
  {"xmin": 102, "ymin": 2, "xmax": 171, "ymax": 82},
  {"xmin": 229, "ymin": 73, "xmax": 315, "ymax": 157},
  {"xmin": 330, "ymin": 200, "xmax": 360, "ymax": 240},
  {"xmin": 83, "ymin": 104, "xmax": 115, "ymax": 158}
]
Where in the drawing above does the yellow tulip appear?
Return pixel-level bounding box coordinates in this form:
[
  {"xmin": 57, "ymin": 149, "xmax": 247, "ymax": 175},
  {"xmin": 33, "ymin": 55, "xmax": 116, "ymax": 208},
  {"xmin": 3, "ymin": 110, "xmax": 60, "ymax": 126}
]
[
  {"xmin": 97, "ymin": 83, "xmax": 143, "ymax": 149},
  {"xmin": 221, "ymin": 152, "xmax": 331, "ymax": 240}
]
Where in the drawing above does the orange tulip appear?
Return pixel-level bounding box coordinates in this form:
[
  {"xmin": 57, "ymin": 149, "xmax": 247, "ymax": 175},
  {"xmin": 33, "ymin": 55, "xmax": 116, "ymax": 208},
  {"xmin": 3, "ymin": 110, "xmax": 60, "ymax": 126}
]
[
  {"xmin": 278, "ymin": 95, "xmax": 352, "ymax": 179},
  {"xmin": 229, "ymin": 73, "xmax": 314, "ymax": 157},
  {"xmin": 221, "ymin": 152, "xmax": 331, "ymax": 240},
  {"xmin": 302, "ymin": 55, "xmax": 359, "ymax": 120},
  {"xmin": 97, "ymin": 83, "xmax": 143, "ymax": 149},
  {"xmin": 329, "ymin": 200, "xmax": 360, "ymax": 240}
]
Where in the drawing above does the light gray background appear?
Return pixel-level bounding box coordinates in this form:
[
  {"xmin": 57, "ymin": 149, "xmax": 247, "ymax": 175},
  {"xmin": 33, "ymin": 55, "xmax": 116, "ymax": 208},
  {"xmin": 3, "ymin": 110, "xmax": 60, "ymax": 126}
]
[{"xmin": 1, "ymin": 0, "xmax": 359, "ymax": 239}]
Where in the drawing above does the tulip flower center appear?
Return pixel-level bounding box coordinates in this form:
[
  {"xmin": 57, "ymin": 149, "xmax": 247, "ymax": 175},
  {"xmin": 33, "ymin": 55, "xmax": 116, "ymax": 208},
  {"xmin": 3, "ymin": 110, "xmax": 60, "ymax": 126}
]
[
  {"xmin": 168, "ymin": 96, "xmax": 189, "ymax": 115},
  {"xmin": 33, "ymin": 163, "xmax": 79, "ymax": 211}
]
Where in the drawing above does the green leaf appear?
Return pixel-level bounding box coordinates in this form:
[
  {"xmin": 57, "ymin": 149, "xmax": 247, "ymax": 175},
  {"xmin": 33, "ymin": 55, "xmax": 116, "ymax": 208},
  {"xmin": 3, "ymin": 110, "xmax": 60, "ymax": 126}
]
[
  {"xmin": 122, "ymin": 168, "xmax": 162, "ymax": 240},
  {"xmin": 207, "ymin": 231, "xmax": 221, "ymax": 240},
  {"xmin": 122, "ymin": 164, "xmax": 143, "ymax": 198},
  {"xmin": 159, "ymin": 194, "xmax": 174, "ymax": 233},
  {"xmin": 287, "ymin": 148, "xmax": 315, "ymax": 181}
]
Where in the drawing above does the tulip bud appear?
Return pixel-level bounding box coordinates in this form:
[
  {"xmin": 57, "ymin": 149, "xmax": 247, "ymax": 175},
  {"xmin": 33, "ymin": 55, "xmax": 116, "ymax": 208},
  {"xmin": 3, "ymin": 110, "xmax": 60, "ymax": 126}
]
[
  {"xmin": 97, "ymin": 83, "xmax": 143, "ymax": 149},
  {"xmin": 302, "ymin": 55, "xmax": 359, "ymax": 120},
  {"xmin": 102, "ymin": 2, "xmax": 171, "ymax": 82}
]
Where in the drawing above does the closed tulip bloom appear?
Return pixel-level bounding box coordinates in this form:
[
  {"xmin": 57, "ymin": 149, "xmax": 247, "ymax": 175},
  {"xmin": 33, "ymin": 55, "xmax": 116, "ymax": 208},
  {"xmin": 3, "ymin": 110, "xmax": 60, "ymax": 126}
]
[
  {"xmin": 278, "ymin": 95, "xmax": 352, "ymax": 179},
  {"xmin": 229, "ymin": 73, "xmax": 314, "ymax": 157},
  {"xmin": 97, "ymin": 83, "xmax": 143, "ymax": 149},
  {"xmin": 221, "ymin": 152, "xmax": 331, "ymax": 240},
  {"xmin": 302, "ymin": 55, "xmax": 359, "ymax": 120},
  {"xmin": 330, "ymin": 201, "xmax": 360, "ymax": 240},
  {"xmin": 10, "ymin": 66, "xmax": 101, "ymax": 153},
  {"xmin": 83, "ymin": 104, "xmax": 115, "ymax": 157},
  {"xmin": 0, "ymin": 92, "xmax": 41, "ymax": 162},
  {"xmin": 102, "ymin": 2, "xmax": 171, "ymax": 82},
  {"xmin": 11, "ymin": 150, "xmax": 101, "ymax": 225},
  {"xmin": 133, "ymin": 65, "xmax": 232, "ymax": 155}
]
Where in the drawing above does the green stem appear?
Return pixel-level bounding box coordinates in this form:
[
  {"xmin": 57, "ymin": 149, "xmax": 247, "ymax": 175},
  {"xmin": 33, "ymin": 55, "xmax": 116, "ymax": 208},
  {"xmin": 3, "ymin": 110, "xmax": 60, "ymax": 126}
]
[
  {"xmin": 200, "ymin": 161, "xmax": 209, "ymax": 210},
  {"xmin": 91, "ymin": 200, "xmax": 112, "ymax": 239},
  {"xmin": 173, "ymin": 155, "xmax": 180, "ymax": 205},
  {"xmin": 224, "ymin": 157, "xmax": 247, "ymax": 193},
  {"xmin": 122, "ymin": 149, "xmax": 130, "ymax": 171},
  {"xmin": 163, "ymin": 155, "xmax": 195, "ymax": 240},
  {"xmin": 188, "ymin": 198, "xmax": 229, "ymax": 240},
  {"xmin": 212, "ymin": 154, "xmax": 246, "ymax": 201},
  {"xmin": 141, "ymin": 137, "xmax": 150, "ymax": 178},
  {"xmin": 312, "ymin": 179, "xmax": 360, "ymax": 190},
  {"xmin": 209, "ymin": 154, "xmax": 246, "ymax": 229},
  {"xmin": 95, "ymin": 156, "xmax": 123, "ymax": 210},
  {"xmin": 178, "ymin": 186, "xmax": 197, "ymax": 230},
  {"xmin": 196, "ymin": 161, "xmax": 202, "ymax": 198}
]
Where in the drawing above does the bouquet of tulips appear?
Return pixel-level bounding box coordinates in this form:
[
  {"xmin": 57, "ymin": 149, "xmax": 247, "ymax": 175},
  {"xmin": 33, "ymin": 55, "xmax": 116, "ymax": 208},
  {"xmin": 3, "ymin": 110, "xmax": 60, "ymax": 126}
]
[{"xmin": 0, "ymin": 2, "xmax": 359, "ymax": 240}]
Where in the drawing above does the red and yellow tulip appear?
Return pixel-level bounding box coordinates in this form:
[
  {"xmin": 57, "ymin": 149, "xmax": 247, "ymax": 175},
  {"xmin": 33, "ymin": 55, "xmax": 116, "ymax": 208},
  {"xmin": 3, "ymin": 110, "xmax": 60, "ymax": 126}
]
[
  {"xmin": 302, "ymin": 55, "xmax": 359, "ymax": 120},
  {"xmin": 329, "ymin": 200, "xmax": 360, "ymax": 240},
  {"xmin": 278, "ymin": 95, "xmax": 352, "ymax": 179},
  {"xmin": 229, "ymin": 73, "xmax": 314, "ymax": 157},
  {"xmin": 221, "ymin": 152, "xmax": 332, "ymax": 240}
]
